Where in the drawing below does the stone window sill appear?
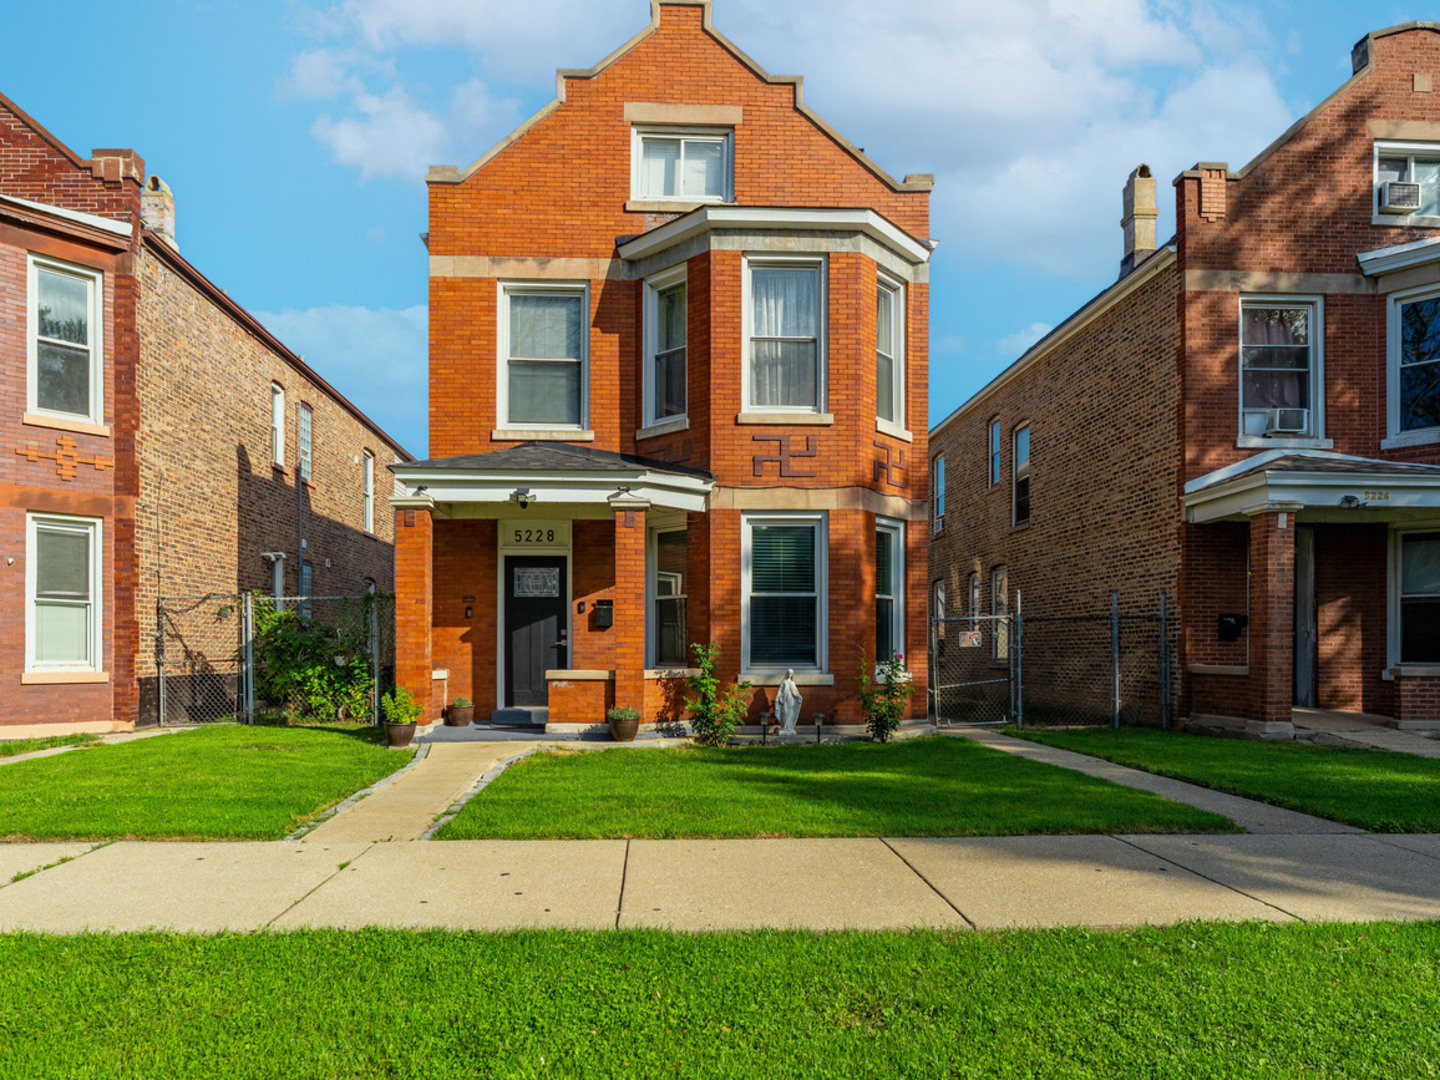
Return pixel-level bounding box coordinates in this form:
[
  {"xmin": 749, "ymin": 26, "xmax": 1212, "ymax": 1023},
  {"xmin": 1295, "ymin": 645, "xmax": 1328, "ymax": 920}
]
[
  {"xmin": 546, "ymin": 669, "xmax": 614, "ymax": 681},
  {"xmin": 1387, "ymin": 665, "xmax": 1440, "ymax": 677},
  {"xmin": 23, "ymin": 413, "xmax": 111, "ymax": 438},
  {"xmin": 736, "ymin": 412, "xmax": 833, "ymax": 426},
  {"xmin": 1381, "ymin": 429, "xmax": 1440, "ymax": 450},
  {"xmin": 876, "ymin": 419, "xmax": 913, "ymax": 443},
  {"xmin": 1236, "ymin": 435, "xmax": 1333, "ymax": 450},
  {"xmin": 22, "ymin": 671, "xmax": 109, "ymax": 685},
  {"xmin": 1188, "ymin": 664, "xmax": 1249, "ymax": 677},
  {"xmin": 740, "ymin": 672, "xmax": 835, "ymax": 687},
  {"xmin": 636, "ymin": 417, "xmax": 689, "ymax": 440},
  {"xmin": 493, "ymin": 429, "xmax": 595, "ymax": 443},
  {"xmin": 646, "ymin": 667, "xmax": 701, "ymax": 680}
]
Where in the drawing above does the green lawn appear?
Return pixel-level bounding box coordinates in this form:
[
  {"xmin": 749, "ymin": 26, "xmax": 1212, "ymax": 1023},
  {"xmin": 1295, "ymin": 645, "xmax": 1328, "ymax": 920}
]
[
  {"xmin": 435, "ymin": 736, "xmax": 1236, "ymax": 839},
  {"xmin": 1, "ymin": 922, "xmax": 1436, "ymax": 1078},
  {"xmin": 0, "ymin": 732, "xmax": 99, "ymax": 758},
  {"xmin": 0, "ymin": 725, "xmax": 410, "ymax": 841},
  {"xmin": 1011, "ymin": 727, "xmax": 1440, "ymax": 832}
]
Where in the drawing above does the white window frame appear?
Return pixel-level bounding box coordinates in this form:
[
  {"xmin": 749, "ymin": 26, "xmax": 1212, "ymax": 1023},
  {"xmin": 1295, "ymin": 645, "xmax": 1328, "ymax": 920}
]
[
  {"xmin": 643, "ymin": 265, "xmax": 688, "ymax": 429},
  {"xmin": 1013, "ymin": 424, "xmax": 1031, "ymax": 526},
  {"xmin": 876, "ymin": 273, "xmax": 906, "ymax": 435},
  {"xmin": 1237, "ymin": 295, "xmax": 1326, "ymax": 448},
  {"xmin": 270, "ymin": 383, "xmax": 285, "ymax": 466},
  {"xmin": 630, "ymin": 126, "xmax": 734, "ymax": 204},
  {"xmin": 741, "ymin": 511, "xmax": 828, "ymax": 675},
  {"xmin": 1373, "ymin": 141, "xmax": 1440, "ymax": 226},
  {"xmin": 991, "ymin": 566, "xmax": 1009, "ymax": 662},
  {"xmin": 298, "ymin": 402, "xmax": 314, "ymax": 482},
  {"xmin": 988, "ymin": 419, "xmax": 1002, "ymax": 487},
  {"xmin": 932, "ymin": 454, "xmax": 946, "ymax": 534},
  {"xmin": 27, "ymin": 254, "xmax": 104, "ymax": 425},
  {"xmin": 646, "ymin": 514, "xmax": 689, "ymax": 668},
  {"xmin": 1386, "ymin": 284, "xmax": 1440, "ymax": 446},
  {"xmin": 362, "ymin": 450, "xmax": 376, "ymax": 534},
  {"xmin": 741, "ymin": 254, "xmax": 828, "ymax": 415},
  {"xmin": 1386, "ymin": 524, "xmax": 1440, "ymax": 668},
  {"xmin": 25, "ymin": 513, "xmax": 102, "ymax": 673},
  {"xmin": 496, "ymin": 281, "xmax": 590, "ymax": 432},
  {"xmin": 875, "ymin": 518, "xmax": 905, "ymax": 665},
  {"xmin": 270, "ymin": 555, "xmax": 285, "ymax": 599}
]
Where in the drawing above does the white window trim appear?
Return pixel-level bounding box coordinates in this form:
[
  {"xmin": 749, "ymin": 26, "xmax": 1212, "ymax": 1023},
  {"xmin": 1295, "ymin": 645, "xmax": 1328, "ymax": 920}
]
[
  {"xmin": 1386, "ymin": 522, "xmax": 1440, "ymax": 668},
  {"xmin": 270, "ymin": 555, "xmax": 286, "ymax": 599},
  {"xmin": 25, "ymin": 512, "xmax": 102, "ymax": 673},
  {"xmin": 27, "ymin": 254, "xmax": 104, "ymax": 425},
  {"xmin": 1236, "ymin": 294, "xmax": 1326, "ymax": 448},
  {"xmin": 630, "ymin": 126, "xmax": 734, "ymax": 204},
  {"xmin": 298, "ymin": 402, "xmax": 314, "ymax": 482},
  {"xmin": 876, "ymin": 272, "xmax": 907, "ymax": 436},
  {"xmin": 988, "ymin": 419, "xmax": 1002, "ymax": 487},
  {"xmin": 362, "ymin": 450, "xmax": 376, "ymax": 534},
  {"xmin": 645, "ymin": 512, "xmax": 688, "ymax": 668},
  {"xmin": 1386, "ymin": 283, "xmax": 1440, "ymax": 445},
  {"xmin": 740, "ymin": 511, "xmax": 828, "ymax": 675},
  {"xmin": 496, "ymin": 281, "xmax": 590, "ymax": 432},
  {"xmin": 876, "ymin": 517, "xmax": 905, "ymax": 665},
  {"xmin": 1013, "ymin": 424, "xmax": 1031, "ymax": 526},
  {"xmin": 643, "ymin": 265, "xmax": 688, "ymax": 428},
  {"xmin": 1373, "ymin": 141, "xmax": 1440, "ymax": 227},
  {"xmin": 932, "ymin": 454, "xmax": 945, "ymax": 534},
  {"xmin": 270, "ymin": 383, "xmax": 285, "ymax": 467},
  {"xmin": 741, "ymin": 254, "xmax": 828, "ymax": 414}
]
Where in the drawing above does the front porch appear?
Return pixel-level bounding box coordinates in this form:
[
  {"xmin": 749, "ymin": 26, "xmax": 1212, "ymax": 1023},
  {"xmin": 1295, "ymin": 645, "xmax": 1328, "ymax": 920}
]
[{"xmin": 1183, "ymin": 450, "xmax": 1440, "ymax": 738}]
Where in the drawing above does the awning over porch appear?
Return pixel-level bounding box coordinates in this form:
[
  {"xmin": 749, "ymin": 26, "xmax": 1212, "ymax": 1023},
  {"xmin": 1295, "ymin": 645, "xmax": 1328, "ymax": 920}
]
[
  {"xmin": 392, "ymin": 442, "xmax": 715, "ymax": 514},
  {"xmin": 1183, "ymin": 449, "xmax": 1440, "ymax": 524}
]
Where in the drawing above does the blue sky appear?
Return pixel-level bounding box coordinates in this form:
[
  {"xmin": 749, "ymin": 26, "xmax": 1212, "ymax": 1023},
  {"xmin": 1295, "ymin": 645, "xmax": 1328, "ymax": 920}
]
[{"xmin": 1, "ymin": 0, "xmax": 1419, "ymax": 457}]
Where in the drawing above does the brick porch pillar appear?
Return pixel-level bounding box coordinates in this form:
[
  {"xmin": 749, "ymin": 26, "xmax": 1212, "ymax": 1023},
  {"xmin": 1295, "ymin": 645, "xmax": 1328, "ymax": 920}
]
[
  {"xmin": 1247, "ymin": 508, "xmax": 1297, "ymax": 738},
  {"xmin": 393, "ymin": 498, "xmax": 435, "ymax": 723},
  {"xmin": 611, "ymin": 492, "xmax": 650, "ymax": 716}
]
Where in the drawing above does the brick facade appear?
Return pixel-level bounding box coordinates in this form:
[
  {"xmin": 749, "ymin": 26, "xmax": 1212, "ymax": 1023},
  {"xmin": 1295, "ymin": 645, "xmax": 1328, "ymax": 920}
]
[
  {"xmin": 1, "ymin": 91, "xmax": 409, "ymax": 734},
  {"xmin": 399, "ymin": 1, "xmax": 932, "ymax": 727},
  {"xmin": 930, "ymin": 22, "xmax": 1440, "ymax": 736}
]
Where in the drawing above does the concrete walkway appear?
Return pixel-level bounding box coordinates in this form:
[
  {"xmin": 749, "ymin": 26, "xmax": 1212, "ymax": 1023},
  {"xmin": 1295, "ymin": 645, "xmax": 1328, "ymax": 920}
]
[
  {"xmin": 0, "ymin": 831, "xmax": 1437, "ymax": 933},
  {"xmin": 1292, "ymin": 709, "xmax": 1440, "ymax": 758}
]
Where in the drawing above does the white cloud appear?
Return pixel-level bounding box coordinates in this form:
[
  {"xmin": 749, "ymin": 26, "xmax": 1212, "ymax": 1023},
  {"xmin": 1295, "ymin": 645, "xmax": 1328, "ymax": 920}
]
[
  {"xmin": 996, "ymin": 321, "xmax": 1054, "ymax": 356},
  {"xmin": 254, "ymin": 304, "xmax": 429, "ymax": 456}
]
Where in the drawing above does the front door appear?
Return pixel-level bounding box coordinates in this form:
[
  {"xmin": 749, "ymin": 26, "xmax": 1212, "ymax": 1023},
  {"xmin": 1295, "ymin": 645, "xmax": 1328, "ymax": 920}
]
[
  {"xmin": 504, "ymin": 556, "xmax": 568, "ymax": 707},
  {"xmin": 1294, "ymin": 525, "xmax": 1317, "ymax": 708}
]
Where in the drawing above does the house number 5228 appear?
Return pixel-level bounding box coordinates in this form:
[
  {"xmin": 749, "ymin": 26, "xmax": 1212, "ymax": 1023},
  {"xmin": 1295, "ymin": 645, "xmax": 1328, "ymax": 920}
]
[{"xmin": 513, "ymin": 529, "xmax": 557, "ymax": 544}]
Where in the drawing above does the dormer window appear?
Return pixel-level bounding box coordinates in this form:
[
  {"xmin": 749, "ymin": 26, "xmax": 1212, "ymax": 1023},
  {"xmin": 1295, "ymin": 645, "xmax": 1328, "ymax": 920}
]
[
  {"xmin": 1376, "ymin": 143, "xmax": 1440, "ymax": 221},
  {"xmin": 632, "ymin": 127, "xmax": 732, "ymax": 203}
]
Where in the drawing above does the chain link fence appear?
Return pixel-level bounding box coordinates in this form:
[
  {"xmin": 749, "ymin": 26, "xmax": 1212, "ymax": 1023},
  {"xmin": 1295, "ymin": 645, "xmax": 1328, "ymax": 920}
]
[
  {"xmin": 929, "ymin": 613, "xmax": 1016, "ymax": 726},
  {"xmin": 159, "ymin": 592, "xmax": 394, "ymax": 726}
]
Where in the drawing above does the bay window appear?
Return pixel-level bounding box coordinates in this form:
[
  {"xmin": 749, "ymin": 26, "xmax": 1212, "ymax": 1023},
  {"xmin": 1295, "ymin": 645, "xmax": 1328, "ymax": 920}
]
[
  {"xmin": 877, "ymin": 277, "xmax": 904, "ymax": 429},
  {"xmin": 500, "ymin": 284, "xmax": 587, "ymax": 429},
  {"xmin": 644, "ymin": 269, "xmax": 687, "ymax": 427},
  {"xmin": 743, "ymin": 514, "xmax": 826, "ymax": 672},
  {"xmin": 1400, "ymin": 531, "xmax": 1440, "ymax": 663},
  {"xmin": 876, "ymin": 520, "xmax": 904, "ymax": 663},
  {"xmin": 1392, "ymin": 289, "xmax": 1440, "ymax": 435},
  {"xmin": 746, "ymin": 258, "xmax": 825, "ymax": 412}
]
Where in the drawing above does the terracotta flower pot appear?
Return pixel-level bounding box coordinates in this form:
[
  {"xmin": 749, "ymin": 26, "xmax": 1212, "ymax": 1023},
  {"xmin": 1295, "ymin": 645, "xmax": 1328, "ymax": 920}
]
[
  {"xmin": 446, "ymin": 705, "xmax": 475, "ymax": 727},
  {"xmin": 608, "ymin": 717, "xmax": 640, "ymax": 742},
  {"xmin": 387, "ymin": 722, "xmax": 417, "ymax": 748}
]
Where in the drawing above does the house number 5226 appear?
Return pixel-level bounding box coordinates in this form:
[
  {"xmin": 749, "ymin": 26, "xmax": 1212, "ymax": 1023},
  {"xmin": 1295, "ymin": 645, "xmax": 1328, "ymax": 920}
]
[{"xmin": 1363, "ymin": 491, "xmax": 1391, "ymax": 502}]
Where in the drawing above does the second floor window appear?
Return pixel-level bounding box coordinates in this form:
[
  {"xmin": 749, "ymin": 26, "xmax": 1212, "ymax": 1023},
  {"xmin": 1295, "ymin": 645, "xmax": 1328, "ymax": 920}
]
[
  {"xmin": 1240, "ymin": 299, "xmax": 1319, "ymax": 439},
  {"xmin": 633, "ymin": 128, "xmax": 732, "ymax": 202},
  {"xmin": 298, "ymin": 403, "xmax": 314, "ymax": 481},
  {"xmin": 877, "ymin": 278, "xmax": 903, "ymax": 427},
  {"xmin": 1395, "ymin": 290, "xmax": 1440, "ymax": 434},
  {"xmin": 502, "ymin": 286, "xmax": 587, "ymax": 429},
  {"xmin": 1013, "ymin": 425, "xmax": 1031, "ymax": 525},
  {"xmin": 362, "ymin": 450, "xmax": 375, "ymax": 533},
  {"xmin": 747, "ymin": 260, "xmax": 824, "ymax": 412},
  {"xmin": 270, "ymin": 383, "xmax": 285, "ymax": 466},
  {"xmin": 30, "ymin": 257, "xmax": 101, "ymax": 423},
  {"xmin": 933, "ymin": 455, "xmax": 946, "ymax": 533},
  {"xmin": 645, "ymin": 271, "xmax": 687, "ymax": 426},
  {"xmin": 988, "ymin": 420, "xmax": 1001, "ymax": 486}
]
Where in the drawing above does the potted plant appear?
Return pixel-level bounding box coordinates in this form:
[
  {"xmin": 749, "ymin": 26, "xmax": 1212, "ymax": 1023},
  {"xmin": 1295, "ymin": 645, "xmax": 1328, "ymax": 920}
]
[
  {"xmin": 607, "ymin": 706, "xmax": 642, "ymax": 743},
  {"xmin": 446, "ymin": 695, "xmax": 475, "ymax": 727},
  {"xmin": 380, "ymin": 687, "xmax": 424, "ymax": 748}
]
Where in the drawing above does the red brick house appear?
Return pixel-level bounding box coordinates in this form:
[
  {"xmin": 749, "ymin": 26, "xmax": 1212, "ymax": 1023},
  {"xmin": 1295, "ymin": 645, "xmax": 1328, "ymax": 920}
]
[
  {"xmin": 929, "ymin": 21, "xmax": 1440, "ymax": 739},
  {"xmin": 1, "ymin": 93, "xmax": 409, "ymax": 736},
  {"xmin": 393, "ymin": 0, "xmax": 933, "ymax": 729}
]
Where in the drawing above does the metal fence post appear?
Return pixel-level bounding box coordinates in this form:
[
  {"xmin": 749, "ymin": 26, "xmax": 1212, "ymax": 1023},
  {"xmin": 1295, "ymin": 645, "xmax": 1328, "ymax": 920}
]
[
  {"xmin": 370, "ymin": 596, "xmax": 381, "ymax": 726},
  {"xmin": 1159, "ymin": 589, "xmax": 1170, "ymax": 731},
  {"xmin": 1112, "ymin": 590, "xmax": 1121, "ymax": 729},
  {"xmin": 244, "ymin": 593, "xmax": 255, "ymax": 725},
  {"xmin": 1015, "ymin": 590, "xmax": 1024, "ymax": 730},
  {"xmin": 157, "ymin": 597, "xmax": 166, "ymax": 728}
]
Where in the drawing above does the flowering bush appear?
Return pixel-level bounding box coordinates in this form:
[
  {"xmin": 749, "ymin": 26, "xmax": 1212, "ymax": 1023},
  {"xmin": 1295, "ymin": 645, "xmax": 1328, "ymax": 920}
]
[{"xmin": 857, "ymin": 651, "xmax": 912, "ymax": 743}]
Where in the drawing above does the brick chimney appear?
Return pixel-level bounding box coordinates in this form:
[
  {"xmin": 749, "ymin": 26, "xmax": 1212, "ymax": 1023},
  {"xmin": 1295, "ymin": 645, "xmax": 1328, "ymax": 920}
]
[
  {"xmin": 142, "ymin": 175, "xmax": 178, "ymax": 250},
  {"xmin": 1120, "ymin": 164, "xmax": 1157, "ymax": 278}
]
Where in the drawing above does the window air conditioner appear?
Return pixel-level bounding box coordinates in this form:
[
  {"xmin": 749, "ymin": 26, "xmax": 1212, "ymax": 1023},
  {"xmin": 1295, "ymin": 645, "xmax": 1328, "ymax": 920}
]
[
  {"xmin": 1264, "ymin": 408, "xmax": 1310, "ymax": 436},
  {"xmin": 1380, "ymin": 181, "xmax": 1423, "ymax": 214}
]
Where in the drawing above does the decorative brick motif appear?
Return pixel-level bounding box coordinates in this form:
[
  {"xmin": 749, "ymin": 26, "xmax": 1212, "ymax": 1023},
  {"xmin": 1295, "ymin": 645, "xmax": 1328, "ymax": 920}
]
[
  {"xmin": 15, "ymin": 435, "xmax": 114, "ymax": 481},
  {"xmin": 751, "ymin": 434, "xmax": 818, "ymax": 478},
  {"xmin": 872, "ymin": 441, "xmax": 905, "ymax": 487}
]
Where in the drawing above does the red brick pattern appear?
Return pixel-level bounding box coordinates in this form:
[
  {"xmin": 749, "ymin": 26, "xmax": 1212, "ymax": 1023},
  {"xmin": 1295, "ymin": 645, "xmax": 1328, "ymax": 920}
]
[{"xmin": 394, "ymin": 508, "xmax": 434, "ymax": 721}]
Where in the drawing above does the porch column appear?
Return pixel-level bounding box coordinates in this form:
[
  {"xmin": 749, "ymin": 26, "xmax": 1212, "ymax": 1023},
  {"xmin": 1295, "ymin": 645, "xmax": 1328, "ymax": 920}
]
[
  {"xmin": 1248, "ymin": 508, "xmax": 1298, "ymax": 738},
  {"xmin": 611, "ymin": 492, "xmax": 650, "ymax": 716},
  {"xmin": 393, "ymin": 497, "xmax": 436, "ymax": 723}
]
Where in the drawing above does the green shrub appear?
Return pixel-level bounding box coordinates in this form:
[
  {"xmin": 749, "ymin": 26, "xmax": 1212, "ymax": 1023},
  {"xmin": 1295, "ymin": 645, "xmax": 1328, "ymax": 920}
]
[
  {"xmin": 857, "ymin": 650, "xmax": 913, "ymax": 743},
  {"xmin": 606, "ymin": 707, "xmax": 641, "ymax": 722},
  {"xmin": 250, "ymin": 594, "xmax": 384, "ymax": 723},
  {"xmin": 452, "ymin": 696, "xmax": 473, "ymax": 709},
  {"xmin": 684, "ymin": 642, "xmax": 752, "ymax": 747}
]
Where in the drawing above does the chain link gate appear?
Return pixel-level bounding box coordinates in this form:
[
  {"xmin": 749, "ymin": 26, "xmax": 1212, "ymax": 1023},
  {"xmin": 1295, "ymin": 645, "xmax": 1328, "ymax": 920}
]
[
  {"xmin": 159, "ymin": 592, "xmax": 394, "ymax": 726},
  {"xmin": 929, "ymin": 612, "xmax": 1017, "ymax": 726}
]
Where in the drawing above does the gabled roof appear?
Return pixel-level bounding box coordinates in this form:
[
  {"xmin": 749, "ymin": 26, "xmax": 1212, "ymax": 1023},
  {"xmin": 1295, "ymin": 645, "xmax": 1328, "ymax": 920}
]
[
  {"xmin": 427, "ymin": 0, "xmax": 932, "ymax": 194},
  {"xmin": 401, "ymin": 442, "xmax": 713, "ymax": 481},
  {"xmin": 0, "ymin": 90, "xmax": 91, "ymax": 171}
]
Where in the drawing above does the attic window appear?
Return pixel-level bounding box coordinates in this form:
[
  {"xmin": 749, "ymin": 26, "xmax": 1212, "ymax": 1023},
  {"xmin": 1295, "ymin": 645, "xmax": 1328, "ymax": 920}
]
[
  {"xmin": 632, "ymin": 127, "xmax": 732, "ymax": 202},
  {"xmin": 1376, "ymin": 142, "xmax": 1440, "ymax": 220}
]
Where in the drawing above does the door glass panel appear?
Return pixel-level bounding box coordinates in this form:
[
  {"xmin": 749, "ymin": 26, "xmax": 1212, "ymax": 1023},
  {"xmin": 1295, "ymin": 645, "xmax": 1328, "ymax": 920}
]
[{"xmin": 514, "ymin": 568, "xmax": 560, "ymax": 598}]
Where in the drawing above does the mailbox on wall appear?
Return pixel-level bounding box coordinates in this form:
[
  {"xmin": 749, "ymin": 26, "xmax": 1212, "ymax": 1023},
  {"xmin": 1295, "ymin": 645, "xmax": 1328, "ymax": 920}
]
[
  {"xmin": 594, "ymin": 600, "xmax": 614, "ymax": 629},
  {"xmin": 1217, "ymin": 613, "xmax": 1248, "ymax": 642}
]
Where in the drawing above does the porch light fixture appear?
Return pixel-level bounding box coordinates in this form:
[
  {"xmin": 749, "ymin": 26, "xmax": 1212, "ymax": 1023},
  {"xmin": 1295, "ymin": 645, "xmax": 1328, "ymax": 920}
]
[
  {"xmin": 510, "ymin": 487, "xmax": 535, "ymax": 509},
  {"xmin": 1339, "ymin": 495, "xmax": 1361, "ymax": 508}
]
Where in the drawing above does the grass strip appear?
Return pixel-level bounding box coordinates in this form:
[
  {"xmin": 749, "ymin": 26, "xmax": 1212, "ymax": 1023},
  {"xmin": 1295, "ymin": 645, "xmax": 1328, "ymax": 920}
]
[
  {"xmin": 0, "ymin": 733, "xmax": 99, "ymax": 758},
  {"xmin": 0, "ymin": 724, "xmax": 410, "ymax": 841},
  {"xmin": 436, "ymin": 735, "xmax": 1237, "ymax": 839},
  {"xmin": 0, "ymin": 922, "xmax": 1436, "ymax": 1078},
  {"xmin": 1011, "ymin": 726, "xmax": 1440, "ymax": 832}
]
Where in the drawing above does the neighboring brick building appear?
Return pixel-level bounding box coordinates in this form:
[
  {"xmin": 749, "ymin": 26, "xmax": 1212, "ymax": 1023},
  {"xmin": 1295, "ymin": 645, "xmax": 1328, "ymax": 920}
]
[
  {"xmin": 0, "ymin": 92, "xmax": 409, "ymax": 735},
  {"xmin": 930, "ymin": 21, "xmax": 1440, "ymax": 739},
  {"xmin": 394, "ymin": 0, "xmax": 933, "ymax": 729}
]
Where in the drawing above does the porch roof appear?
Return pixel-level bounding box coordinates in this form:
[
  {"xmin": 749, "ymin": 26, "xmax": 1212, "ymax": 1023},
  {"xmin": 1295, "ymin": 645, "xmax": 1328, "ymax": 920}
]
[
  {"xmin": 392, "ymin": 442, "xmax": 714, "ymax": 514},
  {"xmin": 1184, "ymin": 449, "xmax": 1440, "ymax": 524}
]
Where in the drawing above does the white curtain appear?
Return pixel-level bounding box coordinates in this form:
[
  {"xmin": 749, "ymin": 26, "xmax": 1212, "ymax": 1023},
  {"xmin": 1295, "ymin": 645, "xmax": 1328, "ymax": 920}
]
[
  {"xmin": 641, "ymin": 139, "xmax": 680, "ymax": 198},
  {"xmin": 751, "ymin": 267, "xmax": 818, "ymax": 408},
  {"xmin": 509, "ymin": 294, "xmax": 582, "ymax": 425}
]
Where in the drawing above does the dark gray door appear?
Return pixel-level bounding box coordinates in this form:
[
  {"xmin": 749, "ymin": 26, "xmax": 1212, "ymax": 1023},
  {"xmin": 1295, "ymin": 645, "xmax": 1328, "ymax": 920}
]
[
  {"xmin": 1294, "ymin": 525, "xmax": 1317, "ymax": 708},
  {"xmin": 505, "ymin": 556, "xmax": 568, "ymax": 707}
]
